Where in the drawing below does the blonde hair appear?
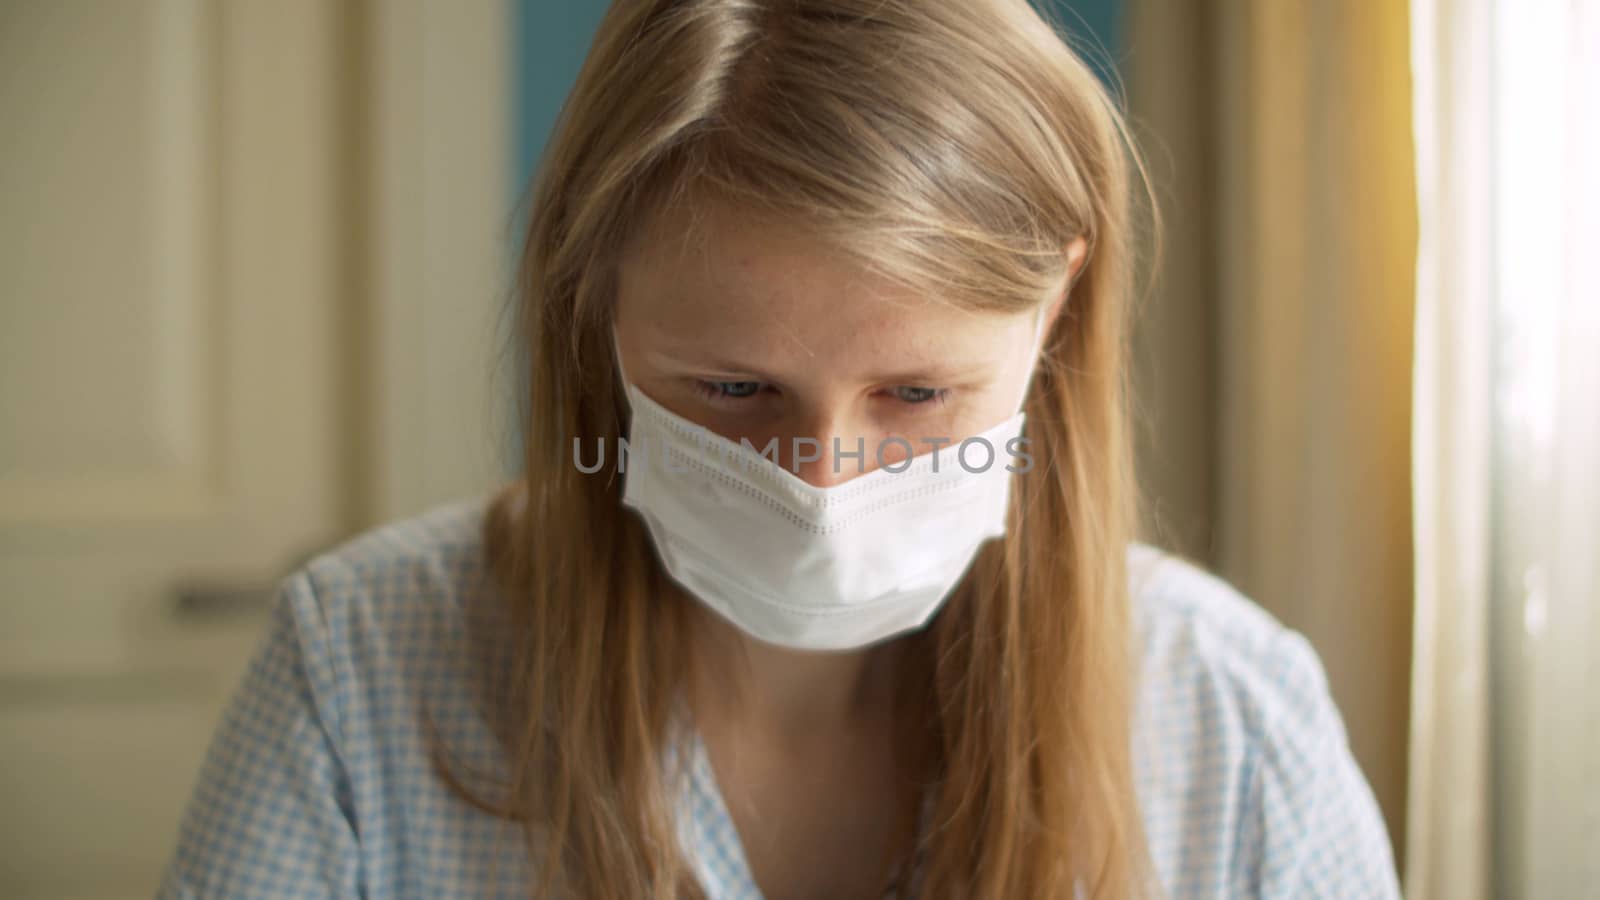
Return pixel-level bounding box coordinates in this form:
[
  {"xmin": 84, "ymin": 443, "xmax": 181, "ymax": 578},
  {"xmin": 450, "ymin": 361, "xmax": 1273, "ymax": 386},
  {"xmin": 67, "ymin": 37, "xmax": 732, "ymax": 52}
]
[{"xmin": 453, "ymin": 1, "xmax": 1160, "ymax": 896}]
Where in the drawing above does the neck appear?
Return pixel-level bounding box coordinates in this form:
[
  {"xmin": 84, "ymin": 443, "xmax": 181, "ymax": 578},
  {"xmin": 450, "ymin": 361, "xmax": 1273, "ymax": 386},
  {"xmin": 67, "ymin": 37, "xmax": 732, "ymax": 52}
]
[{"xmin": 684, "ymin": 596, "xmax": 905, "ymax": 744}]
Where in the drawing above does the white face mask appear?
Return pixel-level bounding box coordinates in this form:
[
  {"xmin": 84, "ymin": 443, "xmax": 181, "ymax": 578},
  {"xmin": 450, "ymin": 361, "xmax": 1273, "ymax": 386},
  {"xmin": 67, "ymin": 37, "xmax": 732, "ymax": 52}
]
[{"xmin": 615, "ymin": 308, "xmax": 1047, "ymax": 652}]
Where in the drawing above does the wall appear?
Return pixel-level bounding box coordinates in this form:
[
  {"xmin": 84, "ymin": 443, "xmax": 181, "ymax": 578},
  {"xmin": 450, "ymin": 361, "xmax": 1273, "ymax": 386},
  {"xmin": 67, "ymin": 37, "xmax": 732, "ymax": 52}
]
[{"xmin": 513, "ymin": 1, "xmax": 1123, "ymax": 190}]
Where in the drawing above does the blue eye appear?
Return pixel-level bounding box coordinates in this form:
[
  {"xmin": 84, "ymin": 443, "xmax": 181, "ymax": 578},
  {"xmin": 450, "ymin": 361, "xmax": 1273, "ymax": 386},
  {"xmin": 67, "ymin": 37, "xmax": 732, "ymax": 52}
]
[
  {"xmin": 692, "ymin": 381, "xmax": 950, "ymax": 408},
  {"xmin": 893, "ymin": 386, "xmax": 950, "ymax": 405},
  {"xmin": 695, "ymin": 380, "xmax": 763, "ymax": 401}
]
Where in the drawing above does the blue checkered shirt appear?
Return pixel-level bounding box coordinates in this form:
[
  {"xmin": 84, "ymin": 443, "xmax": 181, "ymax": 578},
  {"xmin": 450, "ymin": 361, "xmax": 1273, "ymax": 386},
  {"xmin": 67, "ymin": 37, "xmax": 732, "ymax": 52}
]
[{"xmin": 157, "ymin": 497, "xmax": 1402, "ymax": 898}]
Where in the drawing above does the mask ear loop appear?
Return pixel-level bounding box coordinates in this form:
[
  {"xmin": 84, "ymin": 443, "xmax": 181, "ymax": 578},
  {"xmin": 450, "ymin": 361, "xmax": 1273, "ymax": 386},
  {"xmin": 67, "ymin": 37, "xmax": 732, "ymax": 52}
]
[
  {"xmin": 612, "ymin": 331, "xmax": 629, "ymax": 386},
  {"xmin": 1015, "ymin": 259, "xmax": 1088, "ymax": 413},
  {"xmin": 612, "ymin": 330, "xmax": 640, "ymax": 426},
  {"xmin": 1014, "ymin": 302, "xmax": 1052, "ymax": 414}
]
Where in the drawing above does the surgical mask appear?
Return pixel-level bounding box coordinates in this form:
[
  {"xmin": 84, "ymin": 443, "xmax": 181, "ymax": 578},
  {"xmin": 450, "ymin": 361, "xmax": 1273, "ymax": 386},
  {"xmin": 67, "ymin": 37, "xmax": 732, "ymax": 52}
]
[{"xmin": 614, "ymin": 307, "xmax": 1047, "ymax": 651}]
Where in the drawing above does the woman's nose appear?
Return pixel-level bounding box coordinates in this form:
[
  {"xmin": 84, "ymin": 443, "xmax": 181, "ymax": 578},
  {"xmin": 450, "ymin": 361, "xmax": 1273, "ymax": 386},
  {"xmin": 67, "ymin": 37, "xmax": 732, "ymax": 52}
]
[
  {"xmin": 781, "ymin": 413, "xmax": 885, "ymax": 488},
  {"xmin": 790, "ymin": 435, "xmax": 868, "ymax": 488}
]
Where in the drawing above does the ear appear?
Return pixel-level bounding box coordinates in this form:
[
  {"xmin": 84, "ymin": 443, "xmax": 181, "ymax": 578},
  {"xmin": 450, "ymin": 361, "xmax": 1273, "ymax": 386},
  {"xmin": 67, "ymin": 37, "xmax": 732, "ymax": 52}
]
[{"xmin": 1043, "ymin": 236, "xmax": 1090, "ymax": 336}]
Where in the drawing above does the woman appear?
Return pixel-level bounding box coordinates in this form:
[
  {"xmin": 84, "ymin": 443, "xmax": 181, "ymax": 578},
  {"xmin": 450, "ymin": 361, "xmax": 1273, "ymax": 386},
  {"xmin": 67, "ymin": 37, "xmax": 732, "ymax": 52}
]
[{"xmin": 160, "ymin": 1, "xmax": 1401, "ymax": 897}]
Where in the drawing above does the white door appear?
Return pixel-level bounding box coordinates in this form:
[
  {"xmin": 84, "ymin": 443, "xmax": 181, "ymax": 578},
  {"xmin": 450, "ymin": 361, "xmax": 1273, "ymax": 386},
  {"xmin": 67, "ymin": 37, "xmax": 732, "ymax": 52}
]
[
  {"xmin": 1, "ymin": 2, "xmax": 354, "ymax": 896},
  {"xmin": 0, "ymin": 0, "xmax": 511, "ymax": 893}
]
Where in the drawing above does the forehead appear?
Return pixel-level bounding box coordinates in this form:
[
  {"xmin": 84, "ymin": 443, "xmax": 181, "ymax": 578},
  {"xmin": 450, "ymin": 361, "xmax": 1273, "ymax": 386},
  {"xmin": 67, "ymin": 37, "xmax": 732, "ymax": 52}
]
[{"xmin": 614, "ymin": 199, "xmax": 1020, "ymax": 371}]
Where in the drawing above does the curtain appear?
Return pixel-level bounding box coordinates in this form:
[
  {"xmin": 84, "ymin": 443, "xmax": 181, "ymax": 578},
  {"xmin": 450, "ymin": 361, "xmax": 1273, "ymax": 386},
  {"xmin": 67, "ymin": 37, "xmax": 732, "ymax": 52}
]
[
  {"xmin": 1403, "ymin": 0, "xmax": 1493, "ymax": 894},
  {"xmin": 1407, "ymin": 1, "xmax": 1600, "ymax": 897},
  {"xmin": 1125, "ymin": 0, "xmax": 1418, "ymax": 854}
]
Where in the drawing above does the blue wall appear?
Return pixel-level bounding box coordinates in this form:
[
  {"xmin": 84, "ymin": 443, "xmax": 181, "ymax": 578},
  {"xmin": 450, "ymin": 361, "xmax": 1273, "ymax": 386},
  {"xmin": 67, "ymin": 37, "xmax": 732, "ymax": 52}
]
[
  {"xmin": 513, "ymin": 2, "xmax": 611, "ymax": 205},
  {"xmin": 1036, "ymin": 0, "xmax": 1123, "ymax": 93},
  {"xmin": 513, "ymin": 0, "xmax": 1122, "ymax": 193}
]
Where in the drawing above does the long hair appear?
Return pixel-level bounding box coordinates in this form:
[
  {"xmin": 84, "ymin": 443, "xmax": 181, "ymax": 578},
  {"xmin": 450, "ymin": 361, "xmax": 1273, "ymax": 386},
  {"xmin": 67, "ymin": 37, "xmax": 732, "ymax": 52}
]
[{"xmin": 450, "ymin": 1, "xmax": 1160, "ymax": 896}]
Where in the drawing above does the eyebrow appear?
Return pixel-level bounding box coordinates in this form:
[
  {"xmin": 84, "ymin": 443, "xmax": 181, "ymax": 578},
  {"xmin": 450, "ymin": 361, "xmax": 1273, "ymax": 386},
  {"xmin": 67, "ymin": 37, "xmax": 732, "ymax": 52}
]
[
  {"xmin": 650, "ymin": 352, "xmax": 780, "ymax": 380},
  {"xmin": 861, "ymin": 363, "xmax": 993, "ymax": 384},
  {"xmin": 655, "ymin": 350, "xmax": 992, "ymax": 385}
]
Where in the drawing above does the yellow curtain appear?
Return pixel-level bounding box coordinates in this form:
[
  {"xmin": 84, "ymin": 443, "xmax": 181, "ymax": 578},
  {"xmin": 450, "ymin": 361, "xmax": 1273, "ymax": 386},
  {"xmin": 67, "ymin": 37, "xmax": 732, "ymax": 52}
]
[{"xmin": 1127, "ymin": 0, "xmax": 1418, "ymax": 858}]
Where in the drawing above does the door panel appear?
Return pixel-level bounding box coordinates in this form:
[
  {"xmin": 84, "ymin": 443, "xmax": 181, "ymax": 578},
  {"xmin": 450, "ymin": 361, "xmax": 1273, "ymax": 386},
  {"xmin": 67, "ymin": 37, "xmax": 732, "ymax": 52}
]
[
  {"xmin": 0, "ymin": 685, "xmax": 231, "ymax": 899},
  {"xmin": 0, "ymin": 0, "xmax": 217, "ymax": 526}
]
